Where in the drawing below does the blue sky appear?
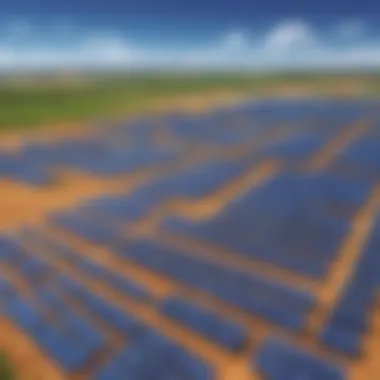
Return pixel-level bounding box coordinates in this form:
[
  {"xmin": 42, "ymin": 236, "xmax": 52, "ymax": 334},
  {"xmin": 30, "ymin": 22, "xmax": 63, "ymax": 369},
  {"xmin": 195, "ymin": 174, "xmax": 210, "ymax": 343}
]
[
  {"xmin": 2, "ymin": 0, "xmax": 380, "ymax": 16},
  {"xmin": 1, "ymin": 1, "xmax": 380, "ymax": 72}
]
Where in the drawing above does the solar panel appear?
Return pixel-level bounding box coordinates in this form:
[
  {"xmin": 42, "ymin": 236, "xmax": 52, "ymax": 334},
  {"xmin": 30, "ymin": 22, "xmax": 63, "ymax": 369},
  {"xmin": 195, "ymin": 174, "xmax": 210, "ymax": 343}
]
[
  {"xmin": 163, "ymin": 172, "xmax": 370, "ymax": 278},
  {"xmin": 2, "ymin": 99, "xmax": 379, "ymax": 379},
  {"xmin": 255, "ymin": 338, "xmax": 346, "ymax": 380},
  {"xmin": 117, "ymin": 239, "xmax": 314, "ymax": 330},
  {"xmin": 321, "ymin": 214, "xmax": 380, "ymax": 357}
]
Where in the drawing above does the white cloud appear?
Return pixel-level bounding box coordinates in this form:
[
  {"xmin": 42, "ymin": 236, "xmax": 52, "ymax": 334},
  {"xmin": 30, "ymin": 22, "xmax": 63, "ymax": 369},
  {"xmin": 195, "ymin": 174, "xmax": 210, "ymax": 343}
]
[
  {"xmin": 251, "ymin": 44, "xmax": 380, "ymax": 70},
  {"xmin": 0, "ymin": 18, "xmax": 379, "ymax": 72},
  {"xmin": 82, "ymin": 36, "xmax": 137, "ymax": 64},
  {"xmin": 0, "ymin": 36, "xmax": 139, "ymax": 71},
  {"xmin": 335, "ymin": 46, "xmax": 380, "ymax": 67},
  {"xmin": 264, "ymin": 20, "xmax": 316, "ymax": 51}
]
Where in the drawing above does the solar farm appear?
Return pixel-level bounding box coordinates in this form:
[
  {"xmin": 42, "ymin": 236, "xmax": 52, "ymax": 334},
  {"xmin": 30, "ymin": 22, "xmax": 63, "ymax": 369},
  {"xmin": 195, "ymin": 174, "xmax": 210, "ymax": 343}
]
[{"xmin": 0, "ymin": 97, "xmax": 380, "ymax": 380}]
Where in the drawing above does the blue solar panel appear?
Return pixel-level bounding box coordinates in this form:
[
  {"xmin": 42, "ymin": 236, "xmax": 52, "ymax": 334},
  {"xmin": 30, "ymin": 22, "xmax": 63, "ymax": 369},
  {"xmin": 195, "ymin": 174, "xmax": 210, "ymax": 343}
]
[
  {"xmin": 331, "ymin": 137, "xmax": 380, "ymax": 180},
  {"xmin": 31, "ymin": 327, "xmax": 93, "ymax": 372},
  {"xmin": 168, "ymin": 112, "xmax": 258, "ymax": 147},
  {"xmin": 162, "ymin": 159, "xmax": 251, "ymax": 199},
  {"xmin": 169, "ymin": 346, "xmax": 213, "ymax": 380},
  {"xmin": 80, "ymin": 184, "xmax": 165, "ymax": 222},
  {"xmin": 29, "ymin": 233, "xmax": 152, "ymax": 302},
  {"xmin": 19, "ymin": 258, "xmax": 49, "ymax": 282},
  {"xmin": 57, "ymin": 276, "xmax": 84, "ymax": 294},
  {"xmin": 63, "ymin": 312, "xmax": 105, "ymax": 352},
  {"xmin": 120, "ymin": 329, "xmax": 213, "ymax": 380},
  {"xmin": 0, "ymin": 158, "xmax": 52, "ymax": 185},
  {"xmin": 0, "ymin": 99, "xmax": 372, "ymax": 187},
  {"xmin": 0, "ymin": 235, "xmax": 21, "ymax": 263},
  {"xmin": 20, "ymin": 229, "xmax": 86, "ymax": 263},
  {"xmin": 94, "ymin": 330, "xmax": 214, "ymax": 380},
  {"xmin": 259, "ymin": 133, "xmax": 326, "ymax": 161},
  {"xmin": 60, "ymin": 278, "xmax": 214, "ymax": 379},
  {"xmin": 0, "ymin": 279, "xmax": 15, "ymax": 300},
  {"xmin": 160, "ymin": 297, "xmax": 247, "ymax": 351},
  {"xmin": 70, "ymin": 255, "xmax": 151, "ymax": 302},
  {"xmin": 36, "ymin": 288, "xmax": 67, "ymax": 314},
  {"xmin": 101, "ymin": 271, "xmax": 151, "ymax": 302},
  {"xmin": 163, "ymin": 172, "xmax": 370, "ymax": 278},
  {"xmin": 255, "ymin": 338, "xmax": 346, "ymax": 380},
  {"xmin": 79, "ymin": 158, "xmax": 251, "ymax": 224},
  {"xmin": 3, "ymin": 297, "xmax": 43, "ymax": 334},
  {"xmin": 51, "ymin": 212, "xmax": 121, "ymax": 245},
  {"xmin": 320, "ymin": 325, "xmax": 361, "ymax": 357},
  {"xmin": 20, "ymin": 230, "xmax": 149, "ymax": 304},
  {"xmin": 320, "ymin": 213, "xmax": 380, "ymax": 357},
  {"xmin": 16, "ymin": 136, "xmax": 178, "ymax": 178},
  {"xmin": 2, "ymin": 295, "xmax": 96, "ymax": 372},
  {"xmin": 93, "ymin": 359, "xmax": 123, "ymax": 380},
  {"xmin": 339, "ymin": 138, "xmax": 380, "ymax": 167},
  {"xmin": 124, "ymin": 121, "xmax": 156, "ymax": 147},
  {"xmin": 117, "ymin": 239, "xmax": 314, "ymax": 330},
  {"xmin": 33, "ymin": 286, "xmax": 105, "ymax": 354},
  {"xmin": 2, "ymin": 99, "xmax": 378, "ymax": 378},
  {"xmin": 73, "ymin": 148, "xmax": 177, "ymax": 176},
  {"xmin": 69, "ymin": 287, "xmax": 145, "ymax": 339}
]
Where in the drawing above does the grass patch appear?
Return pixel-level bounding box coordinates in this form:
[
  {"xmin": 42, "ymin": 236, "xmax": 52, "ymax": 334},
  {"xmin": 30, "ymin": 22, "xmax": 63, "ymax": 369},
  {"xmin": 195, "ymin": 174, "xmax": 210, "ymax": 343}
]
[
  {"xmin": 0, "ymin": 73, "xmax": 270, "ymax": 128},
  {"xmin": 0, "ymin": 353, "xmax": 14, "ymax": 380},
  {"xmin": 0, "ymin": 72, "xmax": 379, "ymax": 131}
]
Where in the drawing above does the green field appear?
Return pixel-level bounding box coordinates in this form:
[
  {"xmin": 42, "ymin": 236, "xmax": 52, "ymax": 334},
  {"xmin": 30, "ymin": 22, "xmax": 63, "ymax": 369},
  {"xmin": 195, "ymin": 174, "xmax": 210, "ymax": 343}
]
[
  {"xmin": 0, "ymin": 353, "xmax": 13, "ymax": 380},
  {"xmin": 1, "ymin": 72, "xmax": 380, "ymax": 131}
]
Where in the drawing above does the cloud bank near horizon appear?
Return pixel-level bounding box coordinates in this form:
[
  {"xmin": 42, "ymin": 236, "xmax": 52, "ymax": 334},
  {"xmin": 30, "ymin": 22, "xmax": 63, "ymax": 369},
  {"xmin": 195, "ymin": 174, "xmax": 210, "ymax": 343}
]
[{"xmin": 0, "ymin": 18, "xmax": 379, "ymax": 72}]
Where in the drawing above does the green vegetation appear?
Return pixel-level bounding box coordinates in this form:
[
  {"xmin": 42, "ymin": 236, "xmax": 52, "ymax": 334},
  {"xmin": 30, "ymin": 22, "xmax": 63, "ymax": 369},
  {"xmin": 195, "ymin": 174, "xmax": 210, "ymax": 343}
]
[
  {"xmin": 0, "ymin": 353, "xmax": 14, "ymax": 380},
  {"xmin": 0, "ymin": 73, "xmax": 277, "ymax": 128},
  {"xmin": 0, "ymin": 72, "xmax": 379, "ymax": 130}
]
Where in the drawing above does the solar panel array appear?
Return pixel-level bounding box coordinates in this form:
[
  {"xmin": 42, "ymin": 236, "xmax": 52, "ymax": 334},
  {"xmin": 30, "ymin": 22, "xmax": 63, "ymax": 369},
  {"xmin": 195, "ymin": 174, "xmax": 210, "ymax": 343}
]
[{"xmin": 1, "ymin": 98, "xmax": 380, "ymax": 380}]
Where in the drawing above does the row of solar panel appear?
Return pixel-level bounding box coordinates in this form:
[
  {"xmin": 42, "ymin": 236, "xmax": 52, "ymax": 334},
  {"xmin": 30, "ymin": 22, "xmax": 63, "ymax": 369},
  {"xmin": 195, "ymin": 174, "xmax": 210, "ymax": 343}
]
[
  {"xmin": 165, "ymin": 105, "xmax": 357, "ymax": 147},
  {"xmin": 126, "ymin": 98, "xmax": 380, "ymax": 148},
  {"xmin": 162, "ymin": 171, "xmax": 371, "ymax": 279},
  {"xmin": 321, "ymin": 214, "xmax": 380, "ymax": 357},
  {"xmin": 1, "ymin": 99, "xmax": 374, "ymax": 185},
  {"xmin": 10, "ymin": 228, "xmax": 315, "ymax": 335},
  {"xmin": 0, "ymin": 238, "xmax": 244, "ymax": 377},
  {"xmin": 48, "ymin": 141, "xmax": 367, "ymax": 240},
  {"xmin": 16, "ymin": 231, "xmax": 278, "ymax": 355},
  {"xmin": 1, "ymin": 234, "xmax": 150, "ymax": 303},
  {"xmin": 50, "ymin": 202, "xmax": 324, "ymax": 338},
  {"xmin": 0, "ymin": 128, "xmax": 312, "ymax": 186},
  {"xmin": 116, "ymin": 239, "xmax": 314, "ymax": 331},
  {"xmin": 96, "ymin": 100, "xmax": 349, "ymax": 146},
  {"xmin": 331, "ymin": 137, "xmax": 380, "ymax": 181},
  {"xmin": 47, "ymin": 156, "xmax": 260, "ymax": 238},
  {"xmin": 1, "ymin": 234, "xmax": 248, "ymax": 352},
  {"xmin": 89, "ymin": 157, "xmax": 254, "ymax": 203},
  {"xmin": 1, "ymin": 278, "xmax": 344, "ymax": 380},
  {"xmin": 254, "ymin": 338, "xmax": 346, "ymax": 380},
  {"xmin": 0, "ymin": 139, "xmax": 180, "ymax": 183},
  {"xmin": 0, "ymin": 281, "xmax": 106, "ymax": 373},
  {"xmin": 257, "ymin": 132, "xmax": 328, "ymax": 163},
  {"xmin": 96, "ymin": 107, "xmax": 362, "ymax": 164}
]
